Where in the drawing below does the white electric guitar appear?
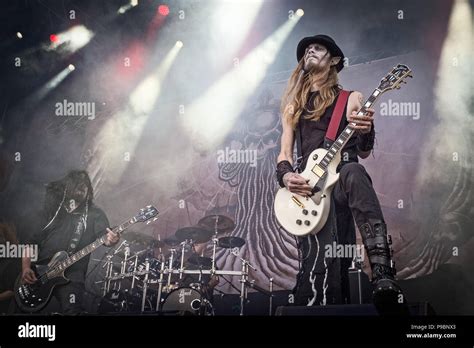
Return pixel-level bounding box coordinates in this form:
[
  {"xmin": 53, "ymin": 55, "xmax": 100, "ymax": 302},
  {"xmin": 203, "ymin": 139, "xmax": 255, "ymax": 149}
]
[{"xmin": 274, "ymin": 64, "xmax": 413, "ymax": 236}]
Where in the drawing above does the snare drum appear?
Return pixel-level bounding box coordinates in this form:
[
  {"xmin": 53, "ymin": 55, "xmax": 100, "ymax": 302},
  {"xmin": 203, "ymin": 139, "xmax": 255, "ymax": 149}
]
[{"xmin": 161, "ymin": 287, "xmax": 213, "ymax": 315}]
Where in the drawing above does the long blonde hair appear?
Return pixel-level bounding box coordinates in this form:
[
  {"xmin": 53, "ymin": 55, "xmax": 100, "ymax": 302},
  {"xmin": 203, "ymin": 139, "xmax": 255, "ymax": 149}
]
[{"xmin": 281, "ymin": 60, "xmax": 341, "ymax": 129}]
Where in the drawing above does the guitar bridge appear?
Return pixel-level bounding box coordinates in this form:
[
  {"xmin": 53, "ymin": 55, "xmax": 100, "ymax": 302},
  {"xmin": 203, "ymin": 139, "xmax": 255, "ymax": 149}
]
[{"xmin": 291, "ymin": 196, "xmax": 305, "ymax": 208}]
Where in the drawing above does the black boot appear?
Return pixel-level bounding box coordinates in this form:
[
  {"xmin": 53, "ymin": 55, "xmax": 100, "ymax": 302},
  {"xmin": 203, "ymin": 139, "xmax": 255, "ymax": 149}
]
[{"xmin": 359, "ymin": 219, "xmax": 408, "ymax": 315}]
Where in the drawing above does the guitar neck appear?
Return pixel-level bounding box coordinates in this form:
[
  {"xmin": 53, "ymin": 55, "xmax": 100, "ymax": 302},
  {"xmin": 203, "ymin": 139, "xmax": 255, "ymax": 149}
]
[
  {"xmin": 318, "ymin": 88, "xmax": 382, "ymax": 168},
  {"xmin": 49, "ymin": 217, "xmax": 138, "ymax": 275}
]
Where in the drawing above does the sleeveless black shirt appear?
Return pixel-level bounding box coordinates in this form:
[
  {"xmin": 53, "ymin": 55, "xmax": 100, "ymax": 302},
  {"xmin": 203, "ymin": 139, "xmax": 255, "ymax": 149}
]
[{"xmin": 297, "ymin": 90, "xmax": 359, "ymax": 171}]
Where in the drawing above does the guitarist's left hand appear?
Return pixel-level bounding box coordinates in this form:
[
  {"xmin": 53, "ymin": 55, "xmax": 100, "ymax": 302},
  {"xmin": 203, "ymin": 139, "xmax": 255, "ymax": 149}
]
[
  {"xmin": 104, "ymin": 228, "xmax": 120, "ymax": 246},
  {"xmin": 348, "ymin": 108, "xmax": 375, "ymax": 134}
]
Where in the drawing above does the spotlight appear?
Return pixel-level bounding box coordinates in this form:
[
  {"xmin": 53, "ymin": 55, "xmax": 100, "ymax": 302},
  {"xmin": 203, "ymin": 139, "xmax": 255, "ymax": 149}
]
[
  {"xmin": 68, "ymin": 64, "xmax": 75, "ymax": 71},
  {"xmin": 175, "ymin": 40, "xmax": 183, "ymax": 48},
  {"xmin": 50, "ymin": 34, "xmax": 59, "ymax": 43},
  {"xmin": 131, "ymin": 0, "xmax": 138, "ymax": 6},
  {"xmin": 296, "ymin": 9, "xmax": 304, "ymax": 17},
  {"xmin": 158, "ymin": 5, "xmax": 169, "ymax": 16},
  {"xmin": 16, "ymin": 32, "xmax": 23, "ymax": 39}
]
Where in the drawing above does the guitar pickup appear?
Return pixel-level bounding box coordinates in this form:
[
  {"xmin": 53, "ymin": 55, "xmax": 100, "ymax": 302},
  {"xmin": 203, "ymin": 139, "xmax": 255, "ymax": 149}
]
[{"xmin": 311, "ymin": 165, "xmax": 325, "ymax": 178}]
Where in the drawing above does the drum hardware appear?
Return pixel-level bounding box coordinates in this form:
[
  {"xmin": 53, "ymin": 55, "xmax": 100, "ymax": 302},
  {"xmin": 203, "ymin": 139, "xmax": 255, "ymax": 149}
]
[
  {"xmin": 269, "ymin": 278, "xmax": 273, "ymax": 316},
  {"xmin": 140, "ymin": 258, "xmax": 150, "ymax": 312},
  {"xmin": 130, "ymin": 253, "xmax": 139, "ymax": 290},
  {"xmin": 155, "ymin": 256, "xmax": 166, "ymax": 311},
  {"xmin": 103, "ymin": 254, "xmax": 115, "ymax": 296},
  {"xmin": 179, "ymin": 241, "xmax": 187, "ymax": 280},
  {"xmin": 218, "ymin": 236, "xmax": 245, "ymax": 249},
  {"xmin": 166, "ymin": 249, "xmax": 176, "ymax": 290},
  {"xmin": 97, "ymin": 216, "xmax": 268, "ymax": 316},
  {"xmin": 238, "ymin": 256, "xmax": 257, "ymax": 316}
]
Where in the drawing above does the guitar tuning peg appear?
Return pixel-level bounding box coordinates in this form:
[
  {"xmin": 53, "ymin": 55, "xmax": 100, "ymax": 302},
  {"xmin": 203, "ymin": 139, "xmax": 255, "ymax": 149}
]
[
  {"xmin": 153, "ymin": 217, "xmax": 158, "ymax": 221},
  {"xmin": 146, "ymin": 221, "xmax": 151, "ymax": 225}
]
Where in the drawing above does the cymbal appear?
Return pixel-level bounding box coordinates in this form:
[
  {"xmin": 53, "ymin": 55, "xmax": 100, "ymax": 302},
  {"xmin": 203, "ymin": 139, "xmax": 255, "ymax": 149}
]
[
  {"xmin": 175, "ymin": 226, "xmax": 213, "ymax": 243},
  {"xmin": 198, "ymin": 215, "xmax": 235, "ymax": 234},
  {"xmin": 218, "ymin": 236, "xmax": 245, "ymax": 249},
  {"xmin": 122, "ymin": 232, "xmax": 165, "ymax": 248},
  {"xmin": 187, "ymin": 255, "xmax": 212, "ymax": 268}
]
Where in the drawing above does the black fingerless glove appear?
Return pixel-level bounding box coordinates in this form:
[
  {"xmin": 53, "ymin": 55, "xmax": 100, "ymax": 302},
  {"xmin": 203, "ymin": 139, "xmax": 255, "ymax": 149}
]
[
  {"xmin": 276, "ymin": 160, "xmax": 294, "ymax": 188},
  {"xmin": 357, "ymin": 127, "xmax": 375, "ymax": 152}
]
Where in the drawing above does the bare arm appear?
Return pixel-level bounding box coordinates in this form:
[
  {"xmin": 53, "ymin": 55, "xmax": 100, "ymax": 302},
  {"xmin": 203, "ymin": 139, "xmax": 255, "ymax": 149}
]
[
  {"xmin": 277, "ymin": 113, "xmax": 295, "ymax": 165},
  {"xmin": 0, "ymin": 290, "xmax": 14, "ymax": 301},
  {"xmin": 276, "ymin": 113, "xmax": 312, "ymax": 197},
  {"xmin": 347, "ymin": 91, "xmax": 374, "ymax": 159},
  {"xmin": 21, "ymin": 247, "xmax": 37, "ymax": 284}
]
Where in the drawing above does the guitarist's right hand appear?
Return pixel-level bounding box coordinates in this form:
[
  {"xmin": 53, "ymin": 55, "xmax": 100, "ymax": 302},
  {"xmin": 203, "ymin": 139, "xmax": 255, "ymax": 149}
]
[
  {"xmin": 22, "ymin": 267, "xmax": 38, "ymax": 284},
  {"xmin": 283, "ymin": 172, "xmax": 313, "ymax": 197}
]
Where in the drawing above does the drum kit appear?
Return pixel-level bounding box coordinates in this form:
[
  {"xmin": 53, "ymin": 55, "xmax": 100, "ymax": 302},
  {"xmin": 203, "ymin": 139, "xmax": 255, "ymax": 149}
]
[{"xmin": 96, "ymin": 215, "xmax": 272, "ymax": 315}]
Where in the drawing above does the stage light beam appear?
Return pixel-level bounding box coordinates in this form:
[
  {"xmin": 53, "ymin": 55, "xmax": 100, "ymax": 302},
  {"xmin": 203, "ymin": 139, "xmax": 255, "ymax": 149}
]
[
  {"xmin": 181, "ymin": 15, "xmax": 302, "ymax": 150},
  {"xmin": 417, "ymin": 0, "xmax": 473, "ymax": 183},
  {"xmin": 209, "ymin": 0, "xmax": 264, "ymax": 63},
  {"xmin": 89, "ymin": 43, "xmax": 183, "ymax": 186}
]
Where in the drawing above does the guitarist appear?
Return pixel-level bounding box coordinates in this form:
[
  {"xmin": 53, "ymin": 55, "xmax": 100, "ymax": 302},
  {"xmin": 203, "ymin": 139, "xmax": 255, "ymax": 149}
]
[
  {"xmin": 276, "ymin": 35, "xmax": 404, "ymax": 311},
  {"xmin": 20, "ymin": 170, "xmax": 119, "ymax": 314}
]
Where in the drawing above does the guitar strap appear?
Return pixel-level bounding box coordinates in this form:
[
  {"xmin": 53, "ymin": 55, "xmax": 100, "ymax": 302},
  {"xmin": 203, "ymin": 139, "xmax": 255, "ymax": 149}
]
[
  {"xmin": 67, "ymin": 201, "xmax": 89, "ymax": 254},
  {"xmin": 294, "ymin": 90, "xmax": 350, "ymax": 172},
  {"xmin": 323, "ymin": 89, "xmax": 350, "ymax": 149}
]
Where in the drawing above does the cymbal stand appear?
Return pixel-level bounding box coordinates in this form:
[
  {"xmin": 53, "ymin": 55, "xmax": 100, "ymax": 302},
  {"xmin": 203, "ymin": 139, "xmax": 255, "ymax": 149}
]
[
  {"xmin": 130, "ymin": 253, "xmax": 139, "ymax": 291},
  {"xmin": 238, "ymin": 257, "xmax": 256, "ymax": 316},
  {"xmin": 155, "ymin": 255, "xmax": 165, "ymax": 312},
  {"xmin": 120, "ymin": 242, "xmax": 130, "ymax": 274},
  {"xmin": 141, "ymin": 258, "xmax": 150, "ymax": 312},
  {"xmin": 167, "ymin": 249, "xmax": 176, "ymax": 289},
  {"xmin": 269, "ymin": 278, "xmax": 273, "ymax": 316},
  {"xmin": 179, "ymin": 241, "xmax": 187, "ymax": 280},
  {"xmin": 103, "ymin": 254, "xmax": 114, "ymax": 296},
  {"xmin": 210, "ymin": 219, "xmax": 220, "ymax": 276}
]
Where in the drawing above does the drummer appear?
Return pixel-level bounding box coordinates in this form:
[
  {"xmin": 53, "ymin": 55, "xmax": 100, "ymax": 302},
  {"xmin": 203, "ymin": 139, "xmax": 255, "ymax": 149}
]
[{"xmin": 181, "ymin": 242, "xmax": 219, "ymax": 300}]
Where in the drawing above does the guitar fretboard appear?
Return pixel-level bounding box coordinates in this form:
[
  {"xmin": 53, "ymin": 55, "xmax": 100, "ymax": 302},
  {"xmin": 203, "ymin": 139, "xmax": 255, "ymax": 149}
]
[
  {"xmin": 46, "ymin": 217, "xmax": 137, "ymax": 278},
  {"xmin": 316, "ymin": 88, "xmax": 382, "ymax": 170}
]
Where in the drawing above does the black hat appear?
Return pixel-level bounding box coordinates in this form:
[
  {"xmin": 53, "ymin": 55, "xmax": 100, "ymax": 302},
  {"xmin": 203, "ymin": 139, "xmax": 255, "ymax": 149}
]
[{"xmin": 296, "ymin": 34, "xmax": 345, "ymax": 72}]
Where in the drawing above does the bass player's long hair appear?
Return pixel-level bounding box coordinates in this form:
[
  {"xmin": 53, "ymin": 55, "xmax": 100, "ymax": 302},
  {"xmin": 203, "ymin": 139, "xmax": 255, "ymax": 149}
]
[{"xmin": 43, "ymin": 170, "xmax": 93, "ymax": 225}]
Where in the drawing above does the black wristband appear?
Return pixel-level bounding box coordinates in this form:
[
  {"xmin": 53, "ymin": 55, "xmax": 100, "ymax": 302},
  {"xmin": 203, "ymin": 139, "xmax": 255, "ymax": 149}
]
[
  {"xmin": 276, "ymin": 160, "xmax": 294, "ymax": 188},
  {"xmin": 357, "ymin": 127, "xmax": 375, "ymax": 152}
]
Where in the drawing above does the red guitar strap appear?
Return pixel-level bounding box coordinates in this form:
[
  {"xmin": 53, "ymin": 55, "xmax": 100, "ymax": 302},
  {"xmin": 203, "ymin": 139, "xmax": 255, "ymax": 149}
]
[{"xmin": 325, "ymin": 90, "xmax": 350, "ymax": 142}]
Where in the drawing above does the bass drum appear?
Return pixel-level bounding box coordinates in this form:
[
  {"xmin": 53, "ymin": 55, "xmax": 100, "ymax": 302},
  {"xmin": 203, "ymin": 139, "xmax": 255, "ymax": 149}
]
[
  {"xmin": 161, "ymin": 287, "xmax": 213, "ymax": 316},
  {"xmin": 98, "ymin": 289, "xmax": 155, "ymax": 313}
]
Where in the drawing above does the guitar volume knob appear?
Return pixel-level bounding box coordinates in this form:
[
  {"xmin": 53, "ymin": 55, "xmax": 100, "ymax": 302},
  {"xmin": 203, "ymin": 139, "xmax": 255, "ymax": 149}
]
[
  {"xmin": 304, "ymin": 220, "xmax": 310, "ymax": 226},
  {"xmin": 302, "ymin": 209, "xmax": 308, "ymax": 215},
  {"xmin": 296, "ymin": 219, "xmax": 302, "ymax": 225},
  {"xmin": 311, "ymin": 210, "xmax": 317, "ymax": 216}
]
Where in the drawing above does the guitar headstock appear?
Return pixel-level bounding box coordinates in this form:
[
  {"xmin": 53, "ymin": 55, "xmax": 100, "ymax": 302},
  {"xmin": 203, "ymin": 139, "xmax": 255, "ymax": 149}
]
[
  {"xmin": 135, "ymin": 205, "xmax": 159, "ymax": 224},
  {"xmin": 377, "ymin": 64, "xmax": 413, "ymax": 94}
]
